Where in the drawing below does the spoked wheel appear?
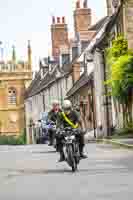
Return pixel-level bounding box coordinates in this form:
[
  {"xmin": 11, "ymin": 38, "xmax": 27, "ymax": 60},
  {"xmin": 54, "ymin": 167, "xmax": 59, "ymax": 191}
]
[
  {"xmin": 53, "ymin": 138, "xmax": 56, "ymax": 148},
  {"xmin": 75, "ymin": 144, "xmax": 80, "ymax": 165},
  {"xmin": 72, "ymin": 161, "xmax": 77, "ymax": 172}
]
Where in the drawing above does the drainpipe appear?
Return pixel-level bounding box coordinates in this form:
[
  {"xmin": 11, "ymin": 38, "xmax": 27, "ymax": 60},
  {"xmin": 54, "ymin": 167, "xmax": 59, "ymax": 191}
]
[
  {"xmin": 42, "ymin": 92, "xmax": 45, "ymax": 111},
  {"xmin": 60, "ymin": 86, "xmax": 63, "ymax": 107},
  {"xmin": 102, "ymin": 50, "xmax": 110, "ymax": 137},
  {"xmin": 90, "ymin": 79, "xmax": 96, "ymax": 138}
]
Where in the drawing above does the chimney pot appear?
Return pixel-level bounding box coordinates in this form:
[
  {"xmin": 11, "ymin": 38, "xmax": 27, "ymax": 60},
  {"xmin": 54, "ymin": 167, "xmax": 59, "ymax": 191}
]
[
  {"xmin": 57, "ymin": 17, "xmax": 60, "ymax": 23},
  {"xmin": 83, "ymin": 0, "xmax": 88, "ymax": 8},
  {"xmin": 52, "ymin": 16, "xmax": 55, "ymax": 24},
  {"xmin": 62, "ymin": 16, "xmax": 65, "ymax": 23},
  {"xmin": 76, "ymin": 1, "xmax": 80, "ymax": 9}
]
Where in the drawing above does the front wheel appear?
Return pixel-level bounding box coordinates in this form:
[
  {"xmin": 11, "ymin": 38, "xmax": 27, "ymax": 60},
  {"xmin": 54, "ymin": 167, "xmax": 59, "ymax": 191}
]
[
  {"xmin": 67, "ymin": 145, "xmax": 77, "ymax": 172},
  {"xmin": 72, "ymin": 163, "xmax": 77, "ymax": 172}
]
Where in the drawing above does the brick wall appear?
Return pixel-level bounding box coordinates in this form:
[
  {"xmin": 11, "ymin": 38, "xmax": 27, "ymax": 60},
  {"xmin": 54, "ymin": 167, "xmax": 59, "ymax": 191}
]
[{"xmin": 51, "ymin": 17, "xmax": 69, "ymax": 60}]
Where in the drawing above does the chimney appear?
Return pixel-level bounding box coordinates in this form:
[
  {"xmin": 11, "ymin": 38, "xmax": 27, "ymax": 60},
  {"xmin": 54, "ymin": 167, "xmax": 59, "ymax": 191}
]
[
  {"xmin": 74, "ymin": 0, "xmax": 92, "ymax": 38},
  {"xmin": 83, "ymin": 0, "xmax": 88, "ymax": 8},
  {"xmin": 62, "ymin": 16, "xmax": 65, "ymax": 23},
  {"xmin": 51, "ymin": 16, "xmax": 69, "ymax": 61},
  {"xmin": 52, "ymin": 16, "xmax": 55, "ymax": 24},
  {"xmin": 57, "ymin": 17, "xmax": 60, "ymax": 23},
  {"xmin": 76, "ymin": 0, "xmax": 80, "ymax": 9}
]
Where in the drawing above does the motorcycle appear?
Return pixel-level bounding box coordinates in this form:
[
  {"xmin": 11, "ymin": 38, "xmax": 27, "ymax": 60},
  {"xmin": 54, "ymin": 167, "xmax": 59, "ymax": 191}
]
[{"xmin": 60, "ymin": 127, "xmax": 80, "ymax": 172}]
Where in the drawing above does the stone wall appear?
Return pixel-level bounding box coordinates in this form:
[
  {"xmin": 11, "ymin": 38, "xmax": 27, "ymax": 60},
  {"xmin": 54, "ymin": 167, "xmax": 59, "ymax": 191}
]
[{"xmin": 0, "ymin": 79, "xmax": 26, "ymax": 135}]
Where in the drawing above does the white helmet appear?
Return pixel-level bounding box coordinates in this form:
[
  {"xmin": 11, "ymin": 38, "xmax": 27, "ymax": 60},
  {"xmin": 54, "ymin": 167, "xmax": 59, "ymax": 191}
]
[
  {"xmin": 52, "ymin": 100, "xmax": 59, "ymax": 106},
  {"xmin": 63, "ymin": 100, "xmax": 72, "ymax": 110}
]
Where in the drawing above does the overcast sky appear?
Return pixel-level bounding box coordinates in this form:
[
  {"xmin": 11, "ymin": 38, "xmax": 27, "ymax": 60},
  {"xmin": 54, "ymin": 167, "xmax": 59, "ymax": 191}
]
[{"xmin": 0, "ymin": 0, "xmax": 107, "ymax": 70}]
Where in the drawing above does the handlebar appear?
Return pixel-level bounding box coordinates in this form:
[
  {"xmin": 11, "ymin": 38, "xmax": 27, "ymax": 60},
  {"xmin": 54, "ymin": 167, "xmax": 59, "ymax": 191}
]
[{"xmin": 58, "ymin": 127, "xmax": 80, "ymax": 136}]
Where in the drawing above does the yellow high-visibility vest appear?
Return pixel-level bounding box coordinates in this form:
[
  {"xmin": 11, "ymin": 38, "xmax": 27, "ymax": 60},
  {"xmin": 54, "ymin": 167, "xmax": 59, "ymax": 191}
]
[{"xmin": 61, "ymin": 112, "xmax": 79, "ymax": 129}]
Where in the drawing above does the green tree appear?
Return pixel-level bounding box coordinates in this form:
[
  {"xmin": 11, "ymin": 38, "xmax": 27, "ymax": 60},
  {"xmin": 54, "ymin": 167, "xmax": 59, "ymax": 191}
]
[{"xmin": 106, "ymin": 36, "xmax": 133, "ymax": 127}]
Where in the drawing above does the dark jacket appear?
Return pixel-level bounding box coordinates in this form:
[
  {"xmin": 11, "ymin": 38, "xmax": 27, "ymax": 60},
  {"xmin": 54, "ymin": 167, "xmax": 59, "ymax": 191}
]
[
  {"xmin": 48, "ymin": 109, "xmax": 62, "ymax": 123},
  {"xmin": 57, "ymin": 110, "xmax": 80, "ymax": 129}
]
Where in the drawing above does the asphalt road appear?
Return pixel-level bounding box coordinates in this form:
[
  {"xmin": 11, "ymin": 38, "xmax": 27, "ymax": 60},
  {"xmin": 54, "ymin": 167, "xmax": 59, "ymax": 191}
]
[{"xmin": 0, "ymin": 143, "xmax": 133, "ymax": 200}]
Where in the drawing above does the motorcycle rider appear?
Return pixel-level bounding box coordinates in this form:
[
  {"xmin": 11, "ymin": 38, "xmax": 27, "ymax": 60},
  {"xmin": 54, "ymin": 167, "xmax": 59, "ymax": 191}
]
[
  {"xmin": 56, "ymin": 100, "xmax": 87, "ymax": 162},
  {"xmin": 48, "ymin": 100, "xmax": 61, "ymax": 146}
]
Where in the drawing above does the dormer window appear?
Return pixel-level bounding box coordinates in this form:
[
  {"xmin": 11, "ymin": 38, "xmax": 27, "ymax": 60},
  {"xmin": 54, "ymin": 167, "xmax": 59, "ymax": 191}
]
[
  {"xmin": 40, "ymin": 68, "xmax": 44, "ymax": 79},
  {"xmin": 112, "ymin": 0, "xmax": 120, "ymax": 13},
  {"xmin": 112, "ymin": 0, "xmax": 119, "ymax": 9},
  {"xmin": 55, "ymin": 70, "xmax": 61, "ymax": 78}
]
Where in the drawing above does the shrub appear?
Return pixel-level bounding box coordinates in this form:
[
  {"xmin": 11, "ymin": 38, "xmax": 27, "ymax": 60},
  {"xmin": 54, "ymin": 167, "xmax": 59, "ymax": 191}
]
[
  {"xmin": 0, "ymin": 129, "xmax": 27, "ymax": 145},
  {"xmin": 106, "ymin": 35, "xmax": 133, "ymax": 127}
]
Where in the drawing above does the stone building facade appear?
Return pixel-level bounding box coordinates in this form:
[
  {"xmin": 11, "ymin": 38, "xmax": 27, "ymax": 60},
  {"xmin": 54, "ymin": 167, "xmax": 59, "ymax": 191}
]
[{"xmin": 0, "ymin": 42, "xmax": 32, "ymax": 136}]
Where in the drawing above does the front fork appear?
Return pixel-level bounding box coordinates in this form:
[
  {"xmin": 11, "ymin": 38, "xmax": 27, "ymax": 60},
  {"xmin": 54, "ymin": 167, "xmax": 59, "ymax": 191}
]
[{"xmin": 63, "ymin": 142, "xmax": 79, "ymax": 160}]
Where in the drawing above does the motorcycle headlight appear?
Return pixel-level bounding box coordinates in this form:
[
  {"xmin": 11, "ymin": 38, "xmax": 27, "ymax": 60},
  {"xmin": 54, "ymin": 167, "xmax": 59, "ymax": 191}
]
[{"xmin": 70, "ymin": 135, "xmax": 75, "ymax": 140}]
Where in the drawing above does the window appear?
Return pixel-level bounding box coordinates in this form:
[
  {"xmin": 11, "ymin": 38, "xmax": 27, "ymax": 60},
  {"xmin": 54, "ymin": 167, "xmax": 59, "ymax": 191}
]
[
  {"xmin": 8, "ymin": 88, "xmax": 17, "ymax": 105},
  {"xmin": 72, "ymin": 47, "xmax": 78, "ymax": 60},
  {"xmin": 61, "ymin": 54, "xmax": 70, "ymax": 65},
  {"xmin": 81, "ymin": 41, "xmax": 88, "ymax": 51}
]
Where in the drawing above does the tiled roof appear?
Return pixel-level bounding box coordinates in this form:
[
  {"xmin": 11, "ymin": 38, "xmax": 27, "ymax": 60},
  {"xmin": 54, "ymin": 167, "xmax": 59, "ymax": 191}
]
[
  {"xmin": 25, "ymin": 72, "xmax": 41, "ymax": 98},
  {"xmin": 66, "ymin": 72, "xmax": 93, "ymax": 98},
  {"xmin": 25, "ymin": 62, "xmax": 72, "ymax": 99},
  {"xmin": 88, "ymin": 16, "xmax": 109, "ymax": 31},
  {"xmin": 25, "ymin": 48, "xmax": 84, "ymax": 99},
  {"xmin": 66, "ymin": 8, "xmax": 122, "ymax": 98},
  {"xmin": 92, "ymin": 6, "xmax": 122, "ymax": 50}
]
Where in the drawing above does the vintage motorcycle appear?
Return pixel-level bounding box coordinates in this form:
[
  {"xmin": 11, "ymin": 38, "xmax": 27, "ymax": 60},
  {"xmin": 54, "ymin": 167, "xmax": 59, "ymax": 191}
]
[{"xmin": 60, "ymin": 127, "xmax": 80, "ymax": 172}]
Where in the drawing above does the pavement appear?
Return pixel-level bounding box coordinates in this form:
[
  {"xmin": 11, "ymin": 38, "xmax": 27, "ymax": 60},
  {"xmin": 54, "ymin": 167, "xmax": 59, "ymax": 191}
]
[
  {"xmin": 115, "ymin": 139, "xmax": 133, "ymax": 145},
  {"xmin": 84, "ymin": 129, "xmax": 95, "ymax": 142},
  {"xmin": 0, "ymin": 143, "xmax": 133, "ymax": 199},
  {"xmin": 97, "ymin": 138, "xmax": 133, "ymax": 149},
  {"xmin": 85, "ymin": 130, "xmax": 133, "ymax": 148}
]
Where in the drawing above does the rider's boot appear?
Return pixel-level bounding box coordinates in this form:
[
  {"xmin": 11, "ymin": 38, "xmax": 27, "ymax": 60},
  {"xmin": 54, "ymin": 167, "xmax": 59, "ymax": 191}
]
[
  {"xmin": 58, "ymin": 151, "xmax": 65, "ymax": 162},
  {"xmin": 79, "ymin": 145, "xmax": 87, "ymax": 159}
]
